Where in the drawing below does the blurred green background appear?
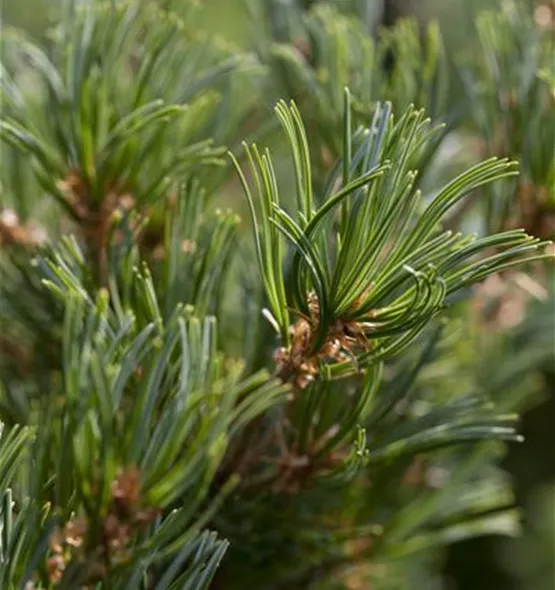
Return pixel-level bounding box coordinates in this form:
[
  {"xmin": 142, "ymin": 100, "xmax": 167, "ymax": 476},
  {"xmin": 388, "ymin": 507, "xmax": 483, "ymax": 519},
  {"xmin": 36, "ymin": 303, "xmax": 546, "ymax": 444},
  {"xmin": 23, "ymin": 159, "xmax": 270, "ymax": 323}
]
[{"xmin": 1, "ymin": 0, "xmax": 553, "ymax": 588}]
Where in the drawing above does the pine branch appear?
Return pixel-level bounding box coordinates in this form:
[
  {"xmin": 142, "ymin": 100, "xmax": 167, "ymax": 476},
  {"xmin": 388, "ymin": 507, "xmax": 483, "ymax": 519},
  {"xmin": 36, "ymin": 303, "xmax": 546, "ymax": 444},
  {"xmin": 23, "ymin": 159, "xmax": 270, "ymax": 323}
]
[
  {"xmin": 0, "ymin": 237, "xmax": 289, "ymax": 587},
  {"xmin": 213, "ymin": 96, "xmax": 550, "ymax": 589},
  {"xmin": 1, "ymin": 2, "xmax": 553, "ymax": 588}
]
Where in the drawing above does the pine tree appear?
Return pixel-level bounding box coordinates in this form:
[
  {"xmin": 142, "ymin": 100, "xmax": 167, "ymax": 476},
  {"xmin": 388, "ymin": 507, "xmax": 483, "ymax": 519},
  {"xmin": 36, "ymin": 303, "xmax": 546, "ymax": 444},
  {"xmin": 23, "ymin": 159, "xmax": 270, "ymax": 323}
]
[{"xmin": 0, "ymin": 0, "xmax": 553, "ymax": 588}]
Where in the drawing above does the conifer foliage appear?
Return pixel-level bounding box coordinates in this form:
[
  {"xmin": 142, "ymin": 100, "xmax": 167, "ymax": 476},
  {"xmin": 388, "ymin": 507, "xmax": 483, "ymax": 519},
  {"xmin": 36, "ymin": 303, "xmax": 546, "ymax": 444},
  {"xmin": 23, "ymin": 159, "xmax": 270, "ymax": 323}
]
[{"xmin": 0, "ymin": 0, "xmax": 553, "ymax": 588}]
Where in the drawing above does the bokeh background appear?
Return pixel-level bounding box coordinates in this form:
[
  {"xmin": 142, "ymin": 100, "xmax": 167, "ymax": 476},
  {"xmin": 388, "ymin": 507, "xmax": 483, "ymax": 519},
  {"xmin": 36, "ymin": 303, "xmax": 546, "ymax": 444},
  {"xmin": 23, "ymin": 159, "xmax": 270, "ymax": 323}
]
[{"xmin": 2, "ymin": 1, "xmax": 553, "ymax": 588}]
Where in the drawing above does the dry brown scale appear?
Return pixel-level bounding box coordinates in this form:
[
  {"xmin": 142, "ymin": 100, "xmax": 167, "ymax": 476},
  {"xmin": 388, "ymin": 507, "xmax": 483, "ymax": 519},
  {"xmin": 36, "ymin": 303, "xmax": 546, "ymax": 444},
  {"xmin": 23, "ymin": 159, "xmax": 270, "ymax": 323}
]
[
  {"xmin": 0, "ymin": 209, "xmax": 46, "ymax": 248},
  {"xmin": 0, "ymin": 209, "xmax": 47, "ymax": 378},
  {"xmin": 274, "ymin": 291, "xmax": 372, "ymax": 389},
  {"xmin": 56, "ymin": 171, "xmax": 139, "ymax": 280},
  {"xmin": 55, "ymin": 169, "xmax": 184, "ymax": 280}
]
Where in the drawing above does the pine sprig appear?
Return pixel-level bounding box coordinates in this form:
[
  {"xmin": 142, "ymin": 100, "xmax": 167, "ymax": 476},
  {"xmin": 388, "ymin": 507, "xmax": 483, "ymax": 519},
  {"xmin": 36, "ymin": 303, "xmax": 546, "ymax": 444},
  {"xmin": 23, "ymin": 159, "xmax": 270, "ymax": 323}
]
[
  {"xmin": 460, "ymin": 0, "xmax": 555, "ymax": 236},
  {"xmin": 0, "ymin": 238, "xmax": 289, "ymax": 588},
  {"xmin": 250, "ymin": 1, "xmax": 449, "ymax": 183},
  {"xmin": 0, "ymin": 0, "xmax": 260, "ymax": 278},
  {"xmin": 232, "ymin": 95, "xmax": 552, "ymax": 387}
]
